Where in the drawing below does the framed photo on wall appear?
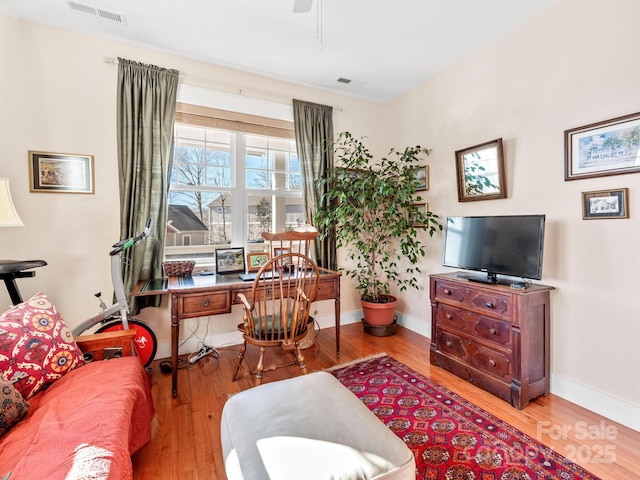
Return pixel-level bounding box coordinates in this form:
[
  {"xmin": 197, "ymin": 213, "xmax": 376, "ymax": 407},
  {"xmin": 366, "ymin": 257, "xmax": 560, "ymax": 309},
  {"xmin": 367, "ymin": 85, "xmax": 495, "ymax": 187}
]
[
  {"xmin": 413, "ymin": 166, "xmax": 429, "ymax": 191},
  {"xmin": 455, "ymin": 138, "xmax": 506, "ymax": 202},
  {"xmin": 29, "ymin": 151, "xmax": 94, "ymax": 193},
  {"xmin": 565, "ymin": 111, "xmax": 640, "ymax": 181},
  {"xmin": 582, "ymin": 188, "xmax": 629, "ymax": 219}
]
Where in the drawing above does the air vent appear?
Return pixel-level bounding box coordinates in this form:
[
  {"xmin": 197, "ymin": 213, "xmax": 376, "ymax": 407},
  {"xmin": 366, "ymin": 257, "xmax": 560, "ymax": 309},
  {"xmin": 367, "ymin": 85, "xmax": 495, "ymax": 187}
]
[
  {"xmin": 67, "ymin": 1, "xmax": 127, "ymax": 25},
  {"xmin": 336, "ymin": 77, "xmax": 352, "ymax": 84}
]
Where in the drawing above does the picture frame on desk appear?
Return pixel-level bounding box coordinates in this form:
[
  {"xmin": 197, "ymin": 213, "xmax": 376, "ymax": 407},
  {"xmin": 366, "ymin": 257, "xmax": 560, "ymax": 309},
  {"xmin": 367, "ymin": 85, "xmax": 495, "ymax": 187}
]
[
  {"xmin": 247, "ymin": 252, "xmax": 270, "ymax": 272},
  {"xmin": 215, "ymin": 247, "xmax": 245, "ymax": 274}
]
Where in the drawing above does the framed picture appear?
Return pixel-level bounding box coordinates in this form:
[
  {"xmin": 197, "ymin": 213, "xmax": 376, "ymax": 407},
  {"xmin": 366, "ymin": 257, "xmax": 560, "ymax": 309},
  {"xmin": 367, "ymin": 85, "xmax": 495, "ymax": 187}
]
[
  {"xmin": 29, "ymin": 151, "xmax": 94, "ymax": 194},
  {"xmin": 565, "ymin": 112, "xmax": 640, "ymax": 181},
  {"xmin": 273, "ymin": 247, "xmax": 291, "ymax": 257},
  {"xmin": 215, "ymin": 247, "xmax": 246, "ymax": 274},
  {"xmin": 582, "ymin": 188, "xmax": 629, "ymax": 220},
  {"xmin": 455, "ymin": 138, "xmax": 506, "ymax": 202},
  {"xmin": 247, "ymin": 252, "xmax": 270, "ymax": 272},
  {"xmin": 413, "ymin": 166, "xmax": 429, "ymax": 191},
  {"xmin": 410, "ymin": 203, "xmax": 428, "ymax": 227}
]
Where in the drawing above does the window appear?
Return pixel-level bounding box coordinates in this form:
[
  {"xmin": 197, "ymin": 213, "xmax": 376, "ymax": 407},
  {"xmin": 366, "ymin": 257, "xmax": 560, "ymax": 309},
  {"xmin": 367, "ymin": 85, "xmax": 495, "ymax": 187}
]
[{"xmin": 166, "ymin": 118, "xmax": 302, "ymax": 265}]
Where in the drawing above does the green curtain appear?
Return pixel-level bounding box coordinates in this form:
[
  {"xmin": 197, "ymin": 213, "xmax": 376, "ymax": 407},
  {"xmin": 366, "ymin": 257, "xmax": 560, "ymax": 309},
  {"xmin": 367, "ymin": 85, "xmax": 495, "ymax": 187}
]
[
  {"xmin": 292, "ymin": 99, "xmax": 336, "ymax": 270},
  {"xmin": 117, "ymin": 58, "xmax": 179, "ymax": 312}
]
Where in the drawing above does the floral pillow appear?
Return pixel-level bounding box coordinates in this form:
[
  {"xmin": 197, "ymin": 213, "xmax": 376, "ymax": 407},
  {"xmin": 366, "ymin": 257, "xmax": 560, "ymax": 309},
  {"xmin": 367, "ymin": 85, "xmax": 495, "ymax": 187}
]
[
  {"xmin": 0, "ymin": 292, "xmax": 84, "ymax": 399},
  {"xmin": 0, "ymin": 372, "xmax": 30, "ymax": 437}
]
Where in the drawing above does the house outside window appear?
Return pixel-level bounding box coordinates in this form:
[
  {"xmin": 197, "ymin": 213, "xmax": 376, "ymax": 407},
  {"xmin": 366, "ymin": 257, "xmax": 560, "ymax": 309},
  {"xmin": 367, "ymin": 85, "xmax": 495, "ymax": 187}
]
[{"xmin": 165, "ymin": 105, "xmax": 302, "ymax": 266}]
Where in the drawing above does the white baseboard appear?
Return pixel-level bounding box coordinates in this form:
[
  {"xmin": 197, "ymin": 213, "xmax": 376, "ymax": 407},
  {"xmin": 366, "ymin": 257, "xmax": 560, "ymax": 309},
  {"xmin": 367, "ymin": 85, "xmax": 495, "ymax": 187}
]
[{"xmin": 551, "ymin": 373, "xmax": 640, "ymax": 432}]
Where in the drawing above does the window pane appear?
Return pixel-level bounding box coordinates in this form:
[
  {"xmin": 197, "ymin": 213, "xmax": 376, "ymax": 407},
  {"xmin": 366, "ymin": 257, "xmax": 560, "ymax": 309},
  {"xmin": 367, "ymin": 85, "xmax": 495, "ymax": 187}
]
[
  {"xmin": 168, "ymin": 191, "xmax": 232, "ymax": 245},
  {"xmin": 247, "ymin": 195, "xmax": 272, "ymax": 242}
]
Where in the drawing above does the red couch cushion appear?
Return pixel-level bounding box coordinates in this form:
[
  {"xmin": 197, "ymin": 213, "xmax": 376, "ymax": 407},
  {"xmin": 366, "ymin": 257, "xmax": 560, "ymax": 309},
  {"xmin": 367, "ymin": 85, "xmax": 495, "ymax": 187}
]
[{"xmin": 0, "ymin": 356, "xmax": 155, "ymax": 480}]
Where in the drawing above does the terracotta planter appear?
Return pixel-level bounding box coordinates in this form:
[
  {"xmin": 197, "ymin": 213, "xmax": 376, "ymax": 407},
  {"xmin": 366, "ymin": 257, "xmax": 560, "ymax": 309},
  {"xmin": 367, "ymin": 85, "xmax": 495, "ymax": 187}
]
[{"xmin": 361, "ymin": 294, "xmax": 397, "ymax": 326}]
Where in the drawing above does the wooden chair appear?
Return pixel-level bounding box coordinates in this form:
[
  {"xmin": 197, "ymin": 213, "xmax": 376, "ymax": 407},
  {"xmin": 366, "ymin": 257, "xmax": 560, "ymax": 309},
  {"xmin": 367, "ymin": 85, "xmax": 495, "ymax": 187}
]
[
  {"xmin": 261, "ymin": 230, "xmax": 319, "ymax": 260},
  {"xmin": 232, "ymin": 252, "xmax": 320, "ymax": 386}
]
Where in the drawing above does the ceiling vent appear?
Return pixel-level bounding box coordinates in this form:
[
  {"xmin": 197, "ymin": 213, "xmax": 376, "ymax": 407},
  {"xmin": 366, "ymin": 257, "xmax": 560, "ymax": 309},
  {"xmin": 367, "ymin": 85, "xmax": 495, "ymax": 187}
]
[
  {"xmin": 336, "ymin": 77, "xmax": 352, "ymax": 84},
  {"xmin": 67, "ymin": 1, "xmax": 127, "ymax": 25}
]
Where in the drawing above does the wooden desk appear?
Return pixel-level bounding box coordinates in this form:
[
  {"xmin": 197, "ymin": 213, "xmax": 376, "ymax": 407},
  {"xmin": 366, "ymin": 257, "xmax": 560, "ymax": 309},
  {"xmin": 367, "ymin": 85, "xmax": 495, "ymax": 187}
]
[{"xmin": 133, "ymin": 268, "xmax": 341, "ymax": 397}]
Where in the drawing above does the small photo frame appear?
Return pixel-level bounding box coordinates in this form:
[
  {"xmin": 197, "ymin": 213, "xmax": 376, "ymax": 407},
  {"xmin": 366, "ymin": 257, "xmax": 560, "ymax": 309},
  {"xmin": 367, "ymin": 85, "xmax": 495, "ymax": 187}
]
[
  {"xmin": 410, "ymin": 203, "xmax": 428, "ymax": 227},
  {"xmin": 582, "ymin": 188, "xmax": 629, "ymax": 220},
  {"xmin": 273, "ymin": 247, "xmax": 292, "ymax": 257},
  {"xmin": 565, "ymin": 111, "xmax": 640, "ymax": 181},
  {"xmin": 215, "ymin": 247, "xmax": 246, "ymax": 274},
  {"xmin": 247, "ymin": 252, "xmax": 270, "ymax": 272},
  {"xmin": 29, "ymin": 151, "xmax": 94, "ymax": 194},
  {"xmin": 413, "ymin": 166, "xmax": 429, "ymax": 191}
]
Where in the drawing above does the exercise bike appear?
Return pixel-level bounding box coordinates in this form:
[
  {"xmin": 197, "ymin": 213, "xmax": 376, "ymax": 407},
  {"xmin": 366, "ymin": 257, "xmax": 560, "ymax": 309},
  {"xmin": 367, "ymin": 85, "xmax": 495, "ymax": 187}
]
[{"xmin": 71, "ymin": 219, "xmax": 158, "ymax": 368}]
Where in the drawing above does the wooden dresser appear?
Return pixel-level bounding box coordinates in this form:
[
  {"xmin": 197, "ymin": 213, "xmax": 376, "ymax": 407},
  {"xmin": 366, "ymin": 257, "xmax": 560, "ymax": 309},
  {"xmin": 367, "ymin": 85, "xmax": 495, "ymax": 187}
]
[{"xmin": 429, "ymin": 272, "xmax": 554, "ymax": 409}]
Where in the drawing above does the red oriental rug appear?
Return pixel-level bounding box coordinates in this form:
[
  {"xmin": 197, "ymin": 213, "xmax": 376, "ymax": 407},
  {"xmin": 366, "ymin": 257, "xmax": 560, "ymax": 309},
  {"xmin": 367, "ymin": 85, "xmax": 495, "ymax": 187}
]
[{"xmin": 328, "ymin": 354, "xmax": 600, "ymax": 480}]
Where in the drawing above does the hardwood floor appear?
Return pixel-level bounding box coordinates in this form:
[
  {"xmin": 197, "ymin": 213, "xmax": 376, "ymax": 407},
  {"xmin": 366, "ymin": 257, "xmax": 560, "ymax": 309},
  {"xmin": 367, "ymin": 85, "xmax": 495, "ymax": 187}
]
[{"xmin": 132, "ymin": 324, "xmax": 640, "ymax": 479}]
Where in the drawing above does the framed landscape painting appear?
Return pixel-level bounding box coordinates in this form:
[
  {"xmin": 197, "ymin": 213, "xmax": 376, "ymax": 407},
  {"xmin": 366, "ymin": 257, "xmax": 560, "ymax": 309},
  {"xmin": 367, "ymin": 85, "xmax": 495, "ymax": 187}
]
[{"xmin": 565, "ymin": 112, "xmax": 640, "ymax": 180}]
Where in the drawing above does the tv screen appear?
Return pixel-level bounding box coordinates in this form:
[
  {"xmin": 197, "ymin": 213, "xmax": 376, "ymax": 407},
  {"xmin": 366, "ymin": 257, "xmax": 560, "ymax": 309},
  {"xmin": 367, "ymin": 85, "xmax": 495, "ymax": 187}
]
[{"xmin": 442, "ymin": 215, "xmax": 546, "ymax": 284}]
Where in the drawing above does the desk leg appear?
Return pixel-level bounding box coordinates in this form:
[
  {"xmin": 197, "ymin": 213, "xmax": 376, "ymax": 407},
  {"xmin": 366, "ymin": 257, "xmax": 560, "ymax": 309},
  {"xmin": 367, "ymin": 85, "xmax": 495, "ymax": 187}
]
[{"xmin": 171, "ymin": 292, "xmax": 179, "ymax": 398}]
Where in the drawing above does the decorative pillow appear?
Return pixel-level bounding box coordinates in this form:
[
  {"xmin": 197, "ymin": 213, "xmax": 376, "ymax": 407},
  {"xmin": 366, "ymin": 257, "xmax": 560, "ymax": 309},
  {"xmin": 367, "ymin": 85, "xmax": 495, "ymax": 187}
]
[
  {"xmin": 0, "ymin": 292, "xmax": 84, "ymax": 399},
  {"xmin": 0, "ymin": 372, "xmax": 30, "ymax": 436}
]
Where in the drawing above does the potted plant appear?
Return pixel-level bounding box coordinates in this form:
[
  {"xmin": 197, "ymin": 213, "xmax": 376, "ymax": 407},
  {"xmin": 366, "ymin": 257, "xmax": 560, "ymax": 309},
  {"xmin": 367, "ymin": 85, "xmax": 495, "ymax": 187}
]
[{"xmin": 314, "ymin": 132, "xmax": 442, "ymax": 333}]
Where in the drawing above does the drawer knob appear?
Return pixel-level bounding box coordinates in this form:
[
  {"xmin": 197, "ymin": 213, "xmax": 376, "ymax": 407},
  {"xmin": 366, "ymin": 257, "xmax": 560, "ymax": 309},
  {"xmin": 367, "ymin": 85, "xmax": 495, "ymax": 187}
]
[
  {"xmin": 202, "ymin": 299, "xmax": 209, "ymax": 307},
  {"xmin": 445, "ymin": 340, "xmax": 452, "ymax": 347},
  {"xmin": 489, "ymin": 359, "xmax": 496, "ymax": 367},
  {"xmin": 443, "ymin": 289, "xmax": 451, "ymax": 295},
  {"xmin": 489, "ymin": 328, "xmax": 497, "ymax": 335},
  {"xmin": 485, "ymin": 302, "xmax": 494, "ymax": 309},
  {"xmin": 445, "ymin": 313, "xmax": 452, "ymax": 320}
]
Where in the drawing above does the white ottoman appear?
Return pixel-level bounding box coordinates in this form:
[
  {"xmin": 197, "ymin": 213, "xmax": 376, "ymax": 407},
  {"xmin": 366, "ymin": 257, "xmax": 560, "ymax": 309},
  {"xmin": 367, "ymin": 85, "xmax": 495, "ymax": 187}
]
[{"xmin": 220, "ymin": 371, "xmax": 415, "ymax": 480}]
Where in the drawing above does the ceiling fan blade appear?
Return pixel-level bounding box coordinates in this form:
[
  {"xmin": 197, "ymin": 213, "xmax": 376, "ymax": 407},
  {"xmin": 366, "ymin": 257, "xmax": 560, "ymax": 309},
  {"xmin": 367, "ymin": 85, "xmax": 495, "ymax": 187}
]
[{"xmin": 293, "ymin": 0, "xmax": 313, "ymax": 13}]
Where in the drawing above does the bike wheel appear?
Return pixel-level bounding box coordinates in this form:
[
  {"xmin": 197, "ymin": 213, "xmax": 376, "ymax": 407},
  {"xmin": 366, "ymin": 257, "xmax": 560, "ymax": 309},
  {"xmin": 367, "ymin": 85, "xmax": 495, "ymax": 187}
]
[{"xmin": 96, "ymin": 318, "xmax": 158, "ymax": 368}]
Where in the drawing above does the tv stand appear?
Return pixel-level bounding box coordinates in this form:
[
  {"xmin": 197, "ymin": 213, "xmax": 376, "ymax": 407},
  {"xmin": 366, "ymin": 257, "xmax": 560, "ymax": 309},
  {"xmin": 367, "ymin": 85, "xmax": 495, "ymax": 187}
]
[{"xmin": 429, "ymin": 272, "xmax": 554, "ymax": 409}]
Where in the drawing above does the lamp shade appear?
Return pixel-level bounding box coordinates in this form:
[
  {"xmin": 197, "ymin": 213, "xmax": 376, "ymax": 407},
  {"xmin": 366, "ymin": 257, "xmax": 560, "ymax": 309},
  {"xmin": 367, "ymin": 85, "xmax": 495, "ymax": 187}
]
[{"xmin": 0, "ymin": 177, "xmax": 24, "ymax": 227}]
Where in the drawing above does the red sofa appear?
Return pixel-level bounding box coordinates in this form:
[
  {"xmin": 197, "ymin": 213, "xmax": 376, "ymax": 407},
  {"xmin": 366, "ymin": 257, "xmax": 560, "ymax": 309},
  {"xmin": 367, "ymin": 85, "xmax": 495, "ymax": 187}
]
[{"xmin": 0, "ymin": 334, "xmax": 155, "ymax": 480}]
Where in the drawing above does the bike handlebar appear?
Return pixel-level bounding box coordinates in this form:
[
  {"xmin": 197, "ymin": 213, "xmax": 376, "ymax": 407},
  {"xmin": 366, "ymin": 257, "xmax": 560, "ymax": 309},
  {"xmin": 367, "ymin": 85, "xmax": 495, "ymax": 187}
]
[{"xmin": 110, "ymin": 218, "xmax": 153, "ymax": 256}]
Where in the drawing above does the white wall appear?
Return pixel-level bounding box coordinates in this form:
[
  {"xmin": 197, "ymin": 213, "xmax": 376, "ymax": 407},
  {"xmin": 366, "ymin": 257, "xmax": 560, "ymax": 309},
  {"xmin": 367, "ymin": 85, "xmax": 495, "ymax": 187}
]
[{"xmin": 382, "ymin": 0, "xmax": 640, "ymax": 430}]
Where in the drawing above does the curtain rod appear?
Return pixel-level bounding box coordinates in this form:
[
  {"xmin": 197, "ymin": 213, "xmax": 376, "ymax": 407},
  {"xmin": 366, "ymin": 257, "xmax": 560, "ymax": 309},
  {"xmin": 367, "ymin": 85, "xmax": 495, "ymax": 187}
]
[{"xmin": 102, "ymin": 57, "xmax": 343, "ymax": 112}]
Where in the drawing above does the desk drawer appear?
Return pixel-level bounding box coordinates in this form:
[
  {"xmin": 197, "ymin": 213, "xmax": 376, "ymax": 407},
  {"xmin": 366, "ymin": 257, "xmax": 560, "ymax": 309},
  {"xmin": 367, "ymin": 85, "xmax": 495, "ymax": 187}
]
[
  {"xmin": 179, "ymin": 291, "xmax": 231, "ymax": 317},
  {"xmin": 316, "ymin": 280, "xmax": 338, "ymax": 301}
]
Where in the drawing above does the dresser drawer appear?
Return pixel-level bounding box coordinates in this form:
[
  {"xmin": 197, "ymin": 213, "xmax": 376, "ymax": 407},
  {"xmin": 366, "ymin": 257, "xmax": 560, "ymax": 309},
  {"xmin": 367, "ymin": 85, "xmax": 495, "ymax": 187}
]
[
  {"xmin": 433, "ymin": 279, "xmax": 512, "ymax": 318},
  {"xmin": 436, "ymin": 329, "xmax": 512, "ymax": 382},
  {"xmin": 437, "ymin": 305, "xmax": 512, "ymax": 350},
  {"xmin": 179, "ymin": 291, "xmax": 231, "ymax": 317}
]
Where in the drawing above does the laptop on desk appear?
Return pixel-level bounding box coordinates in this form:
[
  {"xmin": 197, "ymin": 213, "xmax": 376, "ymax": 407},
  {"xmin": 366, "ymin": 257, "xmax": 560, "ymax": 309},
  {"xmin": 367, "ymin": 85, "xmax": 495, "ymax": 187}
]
[{"xmin": 238, "ymin": 271, "xmax": 280, "ymax": 282}]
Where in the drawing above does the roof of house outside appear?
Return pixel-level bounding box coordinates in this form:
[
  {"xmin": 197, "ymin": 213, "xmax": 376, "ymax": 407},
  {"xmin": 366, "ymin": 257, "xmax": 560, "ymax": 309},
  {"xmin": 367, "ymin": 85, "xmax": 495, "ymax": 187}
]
[{"xmin": 167, "ymin": 205, "xmax": 208, "ymax": 232}]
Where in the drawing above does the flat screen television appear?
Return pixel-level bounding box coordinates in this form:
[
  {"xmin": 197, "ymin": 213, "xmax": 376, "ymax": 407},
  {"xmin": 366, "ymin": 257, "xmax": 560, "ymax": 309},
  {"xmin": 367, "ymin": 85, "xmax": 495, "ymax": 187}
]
[{"xmin": 442, "ymin": 215, "xmax": 546, "ymax": 285}]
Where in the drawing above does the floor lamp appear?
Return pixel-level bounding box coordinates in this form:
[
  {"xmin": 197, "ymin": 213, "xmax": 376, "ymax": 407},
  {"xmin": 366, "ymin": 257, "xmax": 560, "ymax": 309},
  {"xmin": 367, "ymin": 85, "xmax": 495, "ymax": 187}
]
[{"xmin": 0, "ymin": 177, "xmax": 46, "ymax": 305}]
